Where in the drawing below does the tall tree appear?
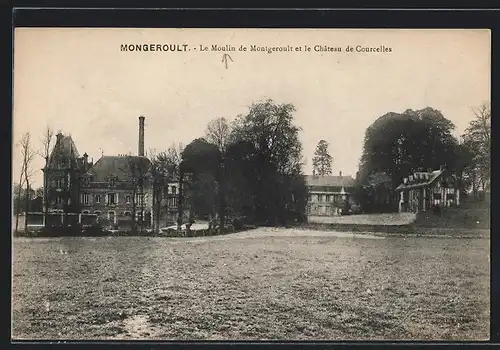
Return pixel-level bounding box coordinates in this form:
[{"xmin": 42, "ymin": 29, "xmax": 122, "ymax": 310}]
[
  {"xmin": 462, "ymin": 103, "xmax": 491, "ymax": 199},
  {"xmin": 224, "ymin": 140, "xmax": 260, "ymax": 221},
  {"xmin": 312, "ymin": 140, "xmax": 333, "ymax": 176},
  {"xmin": 230, "ymin": 99, "xmax": 307, "ymax": 225},
  {"xmin": 182, "ymin": 138, "xmax": 220, "ymax": 223},
  {"xmin": 149, "ymin": 149, "xmax": 167, "ymax": 233},
  {"xmin": 39, "ymin": 126, "xmax": 54, "ymax": 227},
  {"xmin": 206, "ymin": 117, "xmax": 231, "ymax": 155},
  {"xmin": 357, "ymin": 107, "xmax": 461, "ymax": 212},
  {"xmin": 14, "ymin": 166, "xmax": 26, "ymax": 232},
  {"xmin": 120, "ymin": 155, "xmax": 150, "ymax": 233},
  {"xmin": 20, "ymin": 132, "xmax": 36, "ymax": 232},
  {"xmin": 205, "ymin": 117, "xmax": 234, "ymax": 233}
]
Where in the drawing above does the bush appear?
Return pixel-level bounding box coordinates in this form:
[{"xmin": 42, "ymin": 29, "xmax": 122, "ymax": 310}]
[
  {"xmin": 37, "ymin": 225, "xmax": 83, "ymax": 237},
  {"xmin": 82, "ymin": 223, "xmax": 108, "ymax": 237},
  {"xmin": 432, "ymin": 204, "xmax": 442, "ymax": 215},
  {"xmin": 13, "ymin": 230, "xmax": 38, "ymax": 238}
]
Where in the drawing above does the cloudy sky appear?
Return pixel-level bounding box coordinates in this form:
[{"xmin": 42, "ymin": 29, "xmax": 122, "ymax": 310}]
[{"xmin": 13, "ymin": 28, "xmax": 490, "ymax": 187}]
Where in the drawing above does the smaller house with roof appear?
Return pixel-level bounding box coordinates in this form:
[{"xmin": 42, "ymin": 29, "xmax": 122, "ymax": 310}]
[
  {"xmin": 305, "ymin": 172, "xmax": 356, "ymax": 216},
  {"xmin": 395, "ymin": 167, "xmax": 460, "ymax": 214}
]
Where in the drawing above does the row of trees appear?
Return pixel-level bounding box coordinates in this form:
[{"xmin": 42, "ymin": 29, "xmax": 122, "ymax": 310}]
[
  {"xmin": 14, "ymin": 132, "xmax": 41, "ymax": 232},
  {"xmin": 355, "ymin": 103, "xmax": 491, "ymax": 212},
  {"xmin": 179, "ymin": 99, "xmax": 308, "ymax": 229}
]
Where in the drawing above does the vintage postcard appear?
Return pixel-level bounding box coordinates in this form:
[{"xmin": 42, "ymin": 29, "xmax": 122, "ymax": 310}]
[{"xmin": 12, "ymin": 28, "xmax": 490, "ymax": 341}]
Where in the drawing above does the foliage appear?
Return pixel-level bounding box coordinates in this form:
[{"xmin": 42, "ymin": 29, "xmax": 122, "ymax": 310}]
[
  {"xmin": 119, "ymin": 155, "xmax": 151, "ymax": 231},
  {"xmin": 182, "ymin": 99, "xmax": 308, "ymax": 227},
  {"xmin": 228, "ymin": 99, "xmax": 307, "ymax": 225},
  {"xmin": 205, "ymin": 117, "xmax": 231, "ymax": 154},
  {"xmin": 312, "ymin": 140, "xmax": 333, "ymax": 176},
  {"xmin": 12, "ymin": 185, "xmax": 43, "ymax": 214},
  {"xmin": 182, "ymin": 138, "xmax": 221, "ymax": 220},
  {"xmin": 357, "ymin": 107, "xmax": 462, "ymax": 212},
  {"xmin": 19, "ymin": 132, "xmax": 37, "ymax": 232},
  {"xmin": 461, "ymin": 103, "xmax": 491, "ymax": 199}
]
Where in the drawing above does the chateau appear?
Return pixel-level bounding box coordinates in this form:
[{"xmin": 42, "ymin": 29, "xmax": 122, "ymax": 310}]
[
  {"xmin": 305, "ymin": 172, "xmax": 356, "ymax": 216},
  {"xmin": 43, "ymin": 116, "xmax": 183, "ymax": 229}
]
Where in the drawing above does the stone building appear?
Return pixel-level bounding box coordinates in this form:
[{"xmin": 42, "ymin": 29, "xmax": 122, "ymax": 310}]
[
  {"xmin": 305, "ymin": 172, "xmax": 356, "ymax": 216},
  {"xmin": 43, "ymin": 116, "xmax": 185, "ymax": 229},
  {"xmin": 395, "ymin": 167, "xmax": 460, "ymax": 213},
  {"xmin": 42, "ymin": 132, "xmax": 90, "ymax": 219},
  {"xmin": 79, "ymin": 154, "xmax": 153, "ymax": 228}
]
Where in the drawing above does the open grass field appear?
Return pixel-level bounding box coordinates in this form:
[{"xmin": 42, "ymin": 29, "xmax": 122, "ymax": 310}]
[{"xmin": 12, "ymin": 228, "xmax": 490, "ymax": 341}]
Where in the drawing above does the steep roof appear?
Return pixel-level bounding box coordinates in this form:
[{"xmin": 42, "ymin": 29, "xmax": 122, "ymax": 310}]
[
  {"xmin": 87, "ymin": 155, "xmax": 151, "ymax": 182},
  {"xmin": 395, "ymin": 169, "xmax": 445, "ymax": 191},
  {"xmin": 49, "ymin": 134, "xmax": 80, "ymax": 165},
  {"xmin": 305, "ymin": 175, "xmax": 356, "ymax": 188}
]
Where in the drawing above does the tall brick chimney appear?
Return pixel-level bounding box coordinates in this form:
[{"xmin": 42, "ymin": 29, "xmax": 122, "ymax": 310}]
[{"xmin": 138, "ymin": 116, "xmax": 145, "ymax": 156}]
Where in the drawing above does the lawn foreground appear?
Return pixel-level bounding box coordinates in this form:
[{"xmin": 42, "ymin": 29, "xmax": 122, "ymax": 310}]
[{"xmin": 12, "ymin": 228, "xmax": 490, "ymax": 341}]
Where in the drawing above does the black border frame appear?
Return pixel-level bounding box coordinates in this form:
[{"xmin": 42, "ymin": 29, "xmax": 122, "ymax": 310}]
[{"xmin": 6, "ymin": 6, "xmax": 499, "ymax": 349}]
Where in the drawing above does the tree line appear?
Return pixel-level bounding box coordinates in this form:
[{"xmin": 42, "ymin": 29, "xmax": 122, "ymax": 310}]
[{"xmin": 14, "ymin": 99, "xmax": 490, "ymax": 232}]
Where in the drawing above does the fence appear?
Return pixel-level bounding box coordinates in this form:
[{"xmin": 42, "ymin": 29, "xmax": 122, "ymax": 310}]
[{"xmin": 14, "ymin": 212, "xmax": 99, "ymax": 231}]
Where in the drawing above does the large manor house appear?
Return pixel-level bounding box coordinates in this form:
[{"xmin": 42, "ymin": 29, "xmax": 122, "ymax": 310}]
[{"xmin": 43, "ymin": 117, "xmax": 180, "ymax": 228}]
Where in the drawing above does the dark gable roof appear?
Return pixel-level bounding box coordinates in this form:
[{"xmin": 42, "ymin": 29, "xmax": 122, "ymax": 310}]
[
  {"xmin": 395, "ymin": 169, "xmax": 445, "ymax": 191},
  {"xmin": 305, "ymin": 175, "xmax": 355, "ymax": 188},
  {"xmin": 49, "ymin": 135, "xmax": 80, "ymax": 165},
  {"xmin": 88, "ymin": 155, "xmax": 151, "ymax": 182}
]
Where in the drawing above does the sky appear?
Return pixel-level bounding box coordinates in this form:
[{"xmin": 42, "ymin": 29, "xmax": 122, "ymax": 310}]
[{"xmin": 13, "ymin": 28, "xmax": 490, "ymax": 188}]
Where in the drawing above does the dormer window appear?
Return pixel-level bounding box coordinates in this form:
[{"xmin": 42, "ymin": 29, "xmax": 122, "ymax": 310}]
[
  {"xmin": 108, "ymin": 173, "xmax": 117, "ymax": 188},
  {"xmin": 82, "ymin": 175, "xmax": 91, "ymax": 187}
]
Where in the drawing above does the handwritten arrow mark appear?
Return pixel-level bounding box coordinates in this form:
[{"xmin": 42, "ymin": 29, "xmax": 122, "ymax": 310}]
[{"xmin": 222, "ymin": 53, "xmax": 233, "ymax": 69}]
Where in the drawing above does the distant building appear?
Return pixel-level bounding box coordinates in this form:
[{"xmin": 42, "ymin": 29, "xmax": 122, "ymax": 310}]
[
  {"xmin": 43, "ymin": 116, "xmax": 186, "ymax": 229},
  {"xmin": 305, "ymin": 172, "xmax": 356, "ymax": 216},
  {"xmin": 80, "ymin": 154, "xmax": 153, "ymax": 227},
  {"xmin": 395, "ymin": 167, "xmax": 460, "ymax": 213}
]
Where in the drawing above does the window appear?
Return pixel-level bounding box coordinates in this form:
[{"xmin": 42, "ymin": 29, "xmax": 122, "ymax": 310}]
[
  {"xmin": 81, "ymin": 193, "xmax": 89, "ymax": 205},
  {"xmin": 95, "ymin": 195, "xmax": 101, "ymax": 203},
  {"xmin": 318, "ymin": 195, "xmax": 324, "ymax": 202},
  {"xmin": 125, "ymin": 195, "xmax": 131, "ymax": 204},
  {"xmin": 171, "ymin": 186, "xmax": 177, "ymax": 195},
  {"xmin": 57, "ymin": 197, "xmax": 64, "ymax": 204},
  {"xmin": 56, "ymin": 179, "xmax": 63, "ymax": 188},
  {"xmin": 168, "ymin": 196, "xmax": 178, "ymax": 208},
  {"xmin": 108, "ymin": 193, "xmax": 116, "ymax": 205},
  {"xmin": 94, "ymin": 210, "xmax": 101, "ymax": 216},
  {"xmin": 82, "ymin": 210, "xmax": 90, "ymax": 214},
  {"xmin": 82, "ymin": 176, "xmax": 90, "ymax": 187},
  {"xmin": 124, "ymin": 211, "xmax": 131, "ymax": 217},
  {"xmin": 326, "ymin": 195, "xmax": 331, "ymax": 202},
  {"xmin": 135, "ymin": 194, "xmax": 144, "ymax": 206}
]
